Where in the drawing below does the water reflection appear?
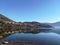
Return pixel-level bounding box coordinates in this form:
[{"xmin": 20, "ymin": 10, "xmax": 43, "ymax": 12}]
[
  {"xmin": 19, "ymin": 29, "xmax": 52, "ymax": 34},
  {"xmin": 0, "ymin": 29, "xmax": 51, "ymax": 40},
  {"xmin": 0, "ymin": 32, "xmax": 13, "ymax": 40},
  {"xmin": 1, "ymin": 29, "xmax": 60, "ymax": 45}
]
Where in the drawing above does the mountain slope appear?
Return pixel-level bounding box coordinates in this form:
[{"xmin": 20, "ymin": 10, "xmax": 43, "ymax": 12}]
[{"xmin": 0, "ymin": 14, "xmax": 15, "ymax": 23}]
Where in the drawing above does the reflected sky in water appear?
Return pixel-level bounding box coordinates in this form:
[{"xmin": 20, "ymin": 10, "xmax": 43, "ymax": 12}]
[{"xmin": 1, "ymin": 29, "xmax": 60, "ymax": 45}]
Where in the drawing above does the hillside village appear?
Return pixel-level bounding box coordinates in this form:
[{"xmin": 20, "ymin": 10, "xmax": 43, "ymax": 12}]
[{"xmin": 0, "ymin": 14, "xmax": 52, "ymax": 33}]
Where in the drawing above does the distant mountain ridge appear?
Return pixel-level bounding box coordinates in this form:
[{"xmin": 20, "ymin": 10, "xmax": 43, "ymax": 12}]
[{"xmin": 46, "ymin": 22, "xmax": 60, "ymax": 26}]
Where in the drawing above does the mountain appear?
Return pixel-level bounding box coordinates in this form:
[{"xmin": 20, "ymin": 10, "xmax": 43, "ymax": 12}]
[
  {"xmin": 22, "ymin": 22, "xmax": 52, "ymax": 28},
  {"xmin": 0, "ymin": 14, "xmax": 17, "ymax": 32},
  {"xmin": 0, "ymin": 14, "xmax": 52, "ymax": 33},
  {"xmin": 46, "ymin": 22, "xmax": 60, "ymax": 26},
  {"xmin": 0, "ymin": 14, "xmax": 15, "ymax": 23}
]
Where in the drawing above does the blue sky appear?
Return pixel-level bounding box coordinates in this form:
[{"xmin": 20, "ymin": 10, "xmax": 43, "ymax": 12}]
[{"xmin": 0, "ymin": 0, "xmax": 60, "ymax": 23}]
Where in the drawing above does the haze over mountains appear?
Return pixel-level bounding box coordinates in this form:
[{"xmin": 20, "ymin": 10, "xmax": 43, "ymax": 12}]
[{"xmin": 46, "ymin": 22, "xmax": 60, "ymax": 27}]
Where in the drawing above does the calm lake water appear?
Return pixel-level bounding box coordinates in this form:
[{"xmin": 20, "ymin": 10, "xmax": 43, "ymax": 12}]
[{"xmin": 0, "ymin": 29, "xmax": 60, "ymax": 45}]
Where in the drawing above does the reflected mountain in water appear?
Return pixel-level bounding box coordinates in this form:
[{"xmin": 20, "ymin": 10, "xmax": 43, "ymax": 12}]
[
  {"xmin": 0, "ymin": 29, "xmax": 60, "ymax": 45},
  {"xmin": 0, "ymin": 29, "xmax": 52, "ymax": 40},
  {"xmin": 1, "ymin": 29, "xmax": 60, "ymax": 45}
]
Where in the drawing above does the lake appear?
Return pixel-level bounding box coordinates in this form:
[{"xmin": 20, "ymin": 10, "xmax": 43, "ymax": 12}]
[{"xmin": 0, "ymin": 29, "xmax": 60, "ymax": 45}]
